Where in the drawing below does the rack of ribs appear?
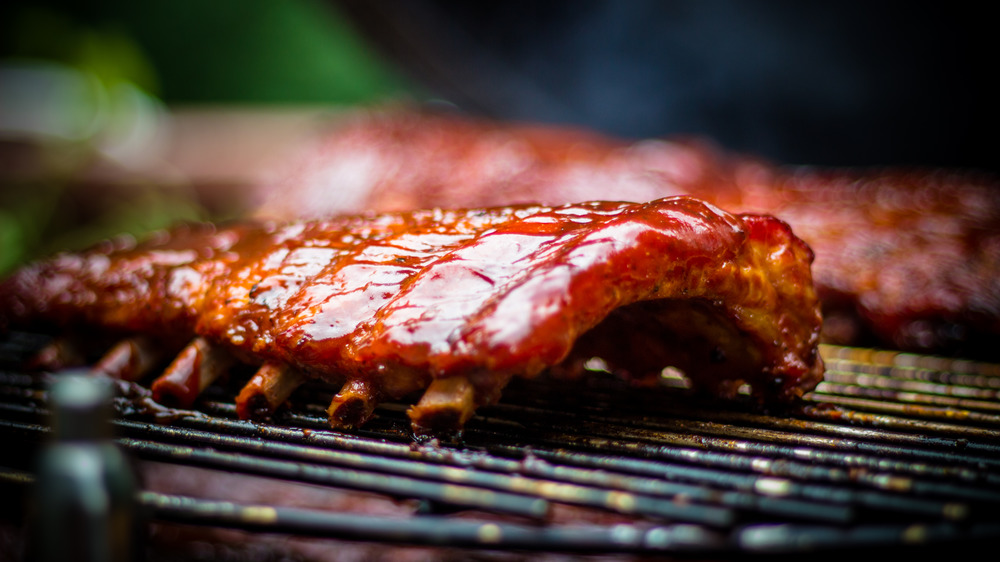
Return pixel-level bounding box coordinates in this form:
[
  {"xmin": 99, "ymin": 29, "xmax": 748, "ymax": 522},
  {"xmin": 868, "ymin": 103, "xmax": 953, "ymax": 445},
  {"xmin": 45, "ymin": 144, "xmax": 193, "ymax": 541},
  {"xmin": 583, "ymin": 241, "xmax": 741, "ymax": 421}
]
[
  {"xmin": 1, "ymin": 197, "xmax": 823, "ymax": 435},
  {"xmin": 257, "ymin": 109, "xmax": 1000, "ymax": 357}
]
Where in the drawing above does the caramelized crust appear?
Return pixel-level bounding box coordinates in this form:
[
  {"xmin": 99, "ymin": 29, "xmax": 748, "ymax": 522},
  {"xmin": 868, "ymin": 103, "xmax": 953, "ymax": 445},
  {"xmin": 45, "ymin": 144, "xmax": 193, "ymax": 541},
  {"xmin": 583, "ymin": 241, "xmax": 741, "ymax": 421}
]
[
  {"xmin": 1, "ymin": 197, "xmax": 823, "ymax": 434},
  {"xmin": 261, "ymin": 110, "xmax": 1000, "ymax": 356}
]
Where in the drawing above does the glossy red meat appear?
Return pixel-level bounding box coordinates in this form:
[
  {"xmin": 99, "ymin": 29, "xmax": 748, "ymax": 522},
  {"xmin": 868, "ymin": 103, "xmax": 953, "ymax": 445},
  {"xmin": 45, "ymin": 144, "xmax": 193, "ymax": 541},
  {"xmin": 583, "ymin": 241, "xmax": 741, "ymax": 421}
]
[
  {"xmin": 260, "ymin": 110, "xmax": 1000, "ymax": 356},
  {"xmin": 1, "ymin": 197, "xmax": 822, "ymax": 434}
]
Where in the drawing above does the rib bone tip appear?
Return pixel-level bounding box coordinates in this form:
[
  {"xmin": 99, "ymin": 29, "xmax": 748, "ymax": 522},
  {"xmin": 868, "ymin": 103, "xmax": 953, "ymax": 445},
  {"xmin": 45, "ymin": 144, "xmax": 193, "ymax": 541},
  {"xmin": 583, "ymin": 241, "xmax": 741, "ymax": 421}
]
[
  {"xmin": 407, "ymin": 376, "xmax": 477, "ymax": 435},
  {"xmin": 326, "ymin": 379, "xmax": 377, "ymax": 429},
  {"xmin": 94, "ymin": 336, "xmax": 162, "ymax": 382},
  {"xmin": 235, "ymin": 363, "xmax": 306, "ymax": 420},
  {"xmin": 151, "ymin": 337, "xmax": 233, "ymax": 408}
]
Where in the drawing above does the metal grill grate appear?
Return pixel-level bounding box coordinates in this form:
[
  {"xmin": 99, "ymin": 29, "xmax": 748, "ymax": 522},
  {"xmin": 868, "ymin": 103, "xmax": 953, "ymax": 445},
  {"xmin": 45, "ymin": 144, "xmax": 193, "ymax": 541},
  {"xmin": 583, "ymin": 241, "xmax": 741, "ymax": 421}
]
[{"xmin": 2, "ymin": 335, "xmax": 1000, "ymax": 558}]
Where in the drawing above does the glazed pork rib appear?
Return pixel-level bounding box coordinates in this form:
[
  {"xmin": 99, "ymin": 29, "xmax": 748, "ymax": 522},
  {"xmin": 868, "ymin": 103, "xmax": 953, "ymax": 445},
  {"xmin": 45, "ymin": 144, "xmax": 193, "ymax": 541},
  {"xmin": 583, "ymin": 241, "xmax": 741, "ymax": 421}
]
[{"xmin": 0, "ymin": 197, "xmax": 823, "ymax": 434}]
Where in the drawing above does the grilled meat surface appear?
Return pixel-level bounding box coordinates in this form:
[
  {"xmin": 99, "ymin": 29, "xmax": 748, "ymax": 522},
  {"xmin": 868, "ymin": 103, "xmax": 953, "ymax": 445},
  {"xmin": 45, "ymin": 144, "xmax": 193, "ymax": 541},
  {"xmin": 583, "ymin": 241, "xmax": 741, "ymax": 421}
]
[
  {"xmin": 0, "ymin": 197, "xmax": 822, "ymax": 434},
  {"xmin": 260, "ymin": 110, "xmax": 1000, "ymax": 357}
]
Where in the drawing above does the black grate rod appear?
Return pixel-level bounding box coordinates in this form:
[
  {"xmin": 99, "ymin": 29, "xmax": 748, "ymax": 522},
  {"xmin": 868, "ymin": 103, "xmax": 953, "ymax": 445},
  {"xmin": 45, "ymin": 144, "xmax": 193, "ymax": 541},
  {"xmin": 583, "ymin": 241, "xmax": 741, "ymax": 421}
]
[
  {"xmin": 112, "ymin": 418, "xmax": 737, "ymax": 526},
  {"xmin": 0, "ymin": 417, "xmax": 550, "ymax": 520},
  {"xmin": 169, "ymin": 406, "xmax": 858, "ymax": 524},
  {"xmin": 820, "ymin": 371, "xmax": 1000, "ymax": 402},
  {"xmin": 479, "ymin": 441, "xmax": 978, "ymax": 521},
  {"xmin": 199, "ymin": 400, "xmax": 993, "ymax": 521},
  {"xmin": 122, "ymin": 436, "xmax": 549, "ymax": 521},
  {"xmin": 812, "ymin": 383, "xmax": 1000, "ymax": 414},
  {"xmin": 139, "ymin": 490, "xmax": 731, "ymax": 553},
  {"xmin": 0, "ymin": 467, "xmax": 733, "ymax": 554},
  {"xmin": 734, "ymin": 405, "xmax": 1000, "ymax": 457},
  {"xmin": 736, "ymin": 520, "xmax": 1000, "ymax": 554},
  {"xmin": 806, "ymin": 392, "xmax": 1000, "ymax": 427},
  {"xmin": 820, "ymin": 345, "xmax": 1000, "ymax": 378},
  {"xmin": 489, "ymin": 405, "xmax": 1000, "ymax": 473}
]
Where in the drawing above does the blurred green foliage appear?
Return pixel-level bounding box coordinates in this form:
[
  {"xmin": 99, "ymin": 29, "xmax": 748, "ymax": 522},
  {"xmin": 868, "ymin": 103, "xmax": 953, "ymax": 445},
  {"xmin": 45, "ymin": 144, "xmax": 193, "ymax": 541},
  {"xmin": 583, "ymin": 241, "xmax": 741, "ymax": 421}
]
[
  {"xmin": 0, "ymin": 176, "xmax": 206, "ymax": 274},
  {"xmin": 6, "ymin": 6, "xmax": 160, "ymax": 94},
  {"xmin": 2, "ymin": 0, "xmax": 412, "ymax": 104},
  {"xmin": 0, "ymin": 0, "xmax": 413, "ymax": 274}
]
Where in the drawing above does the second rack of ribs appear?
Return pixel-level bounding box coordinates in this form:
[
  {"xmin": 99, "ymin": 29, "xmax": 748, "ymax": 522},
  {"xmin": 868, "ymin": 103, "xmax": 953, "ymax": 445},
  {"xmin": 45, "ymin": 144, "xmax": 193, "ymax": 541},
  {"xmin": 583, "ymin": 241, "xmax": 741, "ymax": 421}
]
[{"xmin": 0, "ymin": 197, "xmax": 823, "ymax": 435}]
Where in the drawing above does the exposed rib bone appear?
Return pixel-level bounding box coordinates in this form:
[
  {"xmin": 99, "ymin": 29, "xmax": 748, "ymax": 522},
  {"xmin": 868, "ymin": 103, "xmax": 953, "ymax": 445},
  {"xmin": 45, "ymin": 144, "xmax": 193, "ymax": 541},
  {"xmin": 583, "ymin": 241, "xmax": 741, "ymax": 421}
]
[
  {"xmin": 151, "ymin": 338, "xmax": 234, "ymax": 407},
  {"xmin": 235, "ymin": 363, "xmax": 307, "ymax": 420},
  {"xmin": 27, "ymin": 338, "xmax": 85, "ymax": 371},
  {"xmin": 327, "ymin": 364, "xmax": 435, "ymax": 429},
  {"xmin": 93, "ymin": 336, "xmax": 162, "ymax": 381},
  {"xmin": 407, "ymin": 376, "xmax": 477, "ymax": 435},
  {"xmin": 327, "ymin": 379, "xmax": 378, "ymax": 429}
]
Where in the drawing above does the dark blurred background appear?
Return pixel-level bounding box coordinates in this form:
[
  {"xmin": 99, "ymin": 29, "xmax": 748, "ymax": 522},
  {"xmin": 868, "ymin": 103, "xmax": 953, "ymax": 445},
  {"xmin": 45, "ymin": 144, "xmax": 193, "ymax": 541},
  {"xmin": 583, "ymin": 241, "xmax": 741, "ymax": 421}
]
[
  {"xmin": 1, "ymin": 0, "xmax": 997, "ymax": 271},
  {"xmin": 339, "ymin": 0, "xmax": 997, "ymax": 171},
  {"xmin": 3, "ymin": 0, "xmax": 996, "ymax": 168}
]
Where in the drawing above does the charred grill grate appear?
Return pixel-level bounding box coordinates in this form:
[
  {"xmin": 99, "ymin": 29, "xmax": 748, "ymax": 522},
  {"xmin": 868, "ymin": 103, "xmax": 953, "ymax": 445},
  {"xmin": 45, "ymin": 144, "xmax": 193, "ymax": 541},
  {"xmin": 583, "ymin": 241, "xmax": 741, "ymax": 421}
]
[{"xmin": 2, "ymin": 334, "xmax": 1000, "ymax": 557}]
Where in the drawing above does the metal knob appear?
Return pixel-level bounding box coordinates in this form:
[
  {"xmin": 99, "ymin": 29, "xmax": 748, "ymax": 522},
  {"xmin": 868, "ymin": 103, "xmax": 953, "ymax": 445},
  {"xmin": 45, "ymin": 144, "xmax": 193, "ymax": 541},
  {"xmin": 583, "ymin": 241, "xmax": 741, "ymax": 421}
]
[{"xmin": 31, "ymin": 373, "xmax": 141, "ymax": 562}]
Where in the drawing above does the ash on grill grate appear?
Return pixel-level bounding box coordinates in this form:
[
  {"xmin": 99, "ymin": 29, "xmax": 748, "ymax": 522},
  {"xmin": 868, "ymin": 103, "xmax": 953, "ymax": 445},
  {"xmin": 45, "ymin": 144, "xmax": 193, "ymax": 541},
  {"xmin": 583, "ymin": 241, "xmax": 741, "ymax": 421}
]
[{"xmin": 2, "ymin": 334, "xmax": 1000, "ymax": 558}]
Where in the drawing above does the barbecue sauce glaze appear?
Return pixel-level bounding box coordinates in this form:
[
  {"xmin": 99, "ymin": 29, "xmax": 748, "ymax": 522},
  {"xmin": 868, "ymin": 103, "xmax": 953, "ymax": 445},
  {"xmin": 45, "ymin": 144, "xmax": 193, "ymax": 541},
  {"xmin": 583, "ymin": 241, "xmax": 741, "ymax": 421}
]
[{"xmin": 1, "ymin": 197, "xmax": 823, "ymax": 434}]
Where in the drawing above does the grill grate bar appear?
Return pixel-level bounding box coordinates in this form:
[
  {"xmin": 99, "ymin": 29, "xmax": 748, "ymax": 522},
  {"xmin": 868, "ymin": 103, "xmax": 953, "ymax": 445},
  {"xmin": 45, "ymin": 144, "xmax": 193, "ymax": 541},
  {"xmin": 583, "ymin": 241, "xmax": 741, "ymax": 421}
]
[
  {"xmin": 1, "ymin": 392, "xmax": 852, "ymax": 526},
  {"xmin": 0, "ymin": 416, "xmax": 552, "ymax": 521},
  {"xmin": 820, "ymin": 371, "xmax": 1000, "ymax": 402},
  {"xmin": 820, "ymin": 345, "xmax": 1000, "ymax": 378},
  {"xmin": 338, "ymin": 404, "xmax": 992, "ymax": 521},
  {"xmin": 804, "ymin": 392, "xmax": 1000, "ymax": 427},
  {"xmin": 0, "ymin": 468, "xmax": 732, "ymax": 554},
  {"xmin": 267, "ymin": 398, "xmax": 1000, "ymax": 514},
  {"xmin": 0, "ymin": 395, "xmax": 752, "ymax": 527},
  {"xmin": 192, "ymin": 401, "xmax": 858, "ymax": 524},
  {"xmin": 797, "ymin": 403, "xmax": 1000, "ymax": 447},
  {"xmin": 822, "ymin": 363, "xmax": 1000, "ymax": 389},
  {"xmin": 232, "ymin": 404, "xmax": 868, "ymax": 523},
  {"xmin": 506, "ymin": 405, "xmax": 1000, "ymax": 469},
  {"xmin": 450, "ymin": 400, "xmax": 1000, "ymax": 491},
  {"xmin": 116, "ymin": 418, "xmax": 739, "ymax": 526},
  {"xmin": 735, "ymin": 520, "xmax": 1000, "ymax": 553},
  {"xmin": 4, "ymin": 463, "xmax": 996, "ymax": 555},
  {"xmin": 814, "ymin": 381, "xmax": 1000, "ymax": 414},
  {"xmin": 5, "ymin": 371, "xmax": 995, "ymax": 524},
  {"xmin": 138, "ymin": 491, "xmax": 726, "ymax": 553},
  {"xmin": 459, "ymin": 426, "xmax": 984, "ymax": 521},
  {"xmin": 716, "ymin": 405, "xmax": 1000, "ymax": 456},
  {"xmin": 149, "ymin": 386, "xmax": 1000, "ymax": 484},
  {"xmin": 0, "ymin": 387, "xmax": 963, "ymax": 527},
  {"xmin": 488, "ymin": 371, "xmax": 1000, "ymax": 445},
  {"xmin": 4, "ymin": 338, "xmax": 1000, "ymax": 554}
]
